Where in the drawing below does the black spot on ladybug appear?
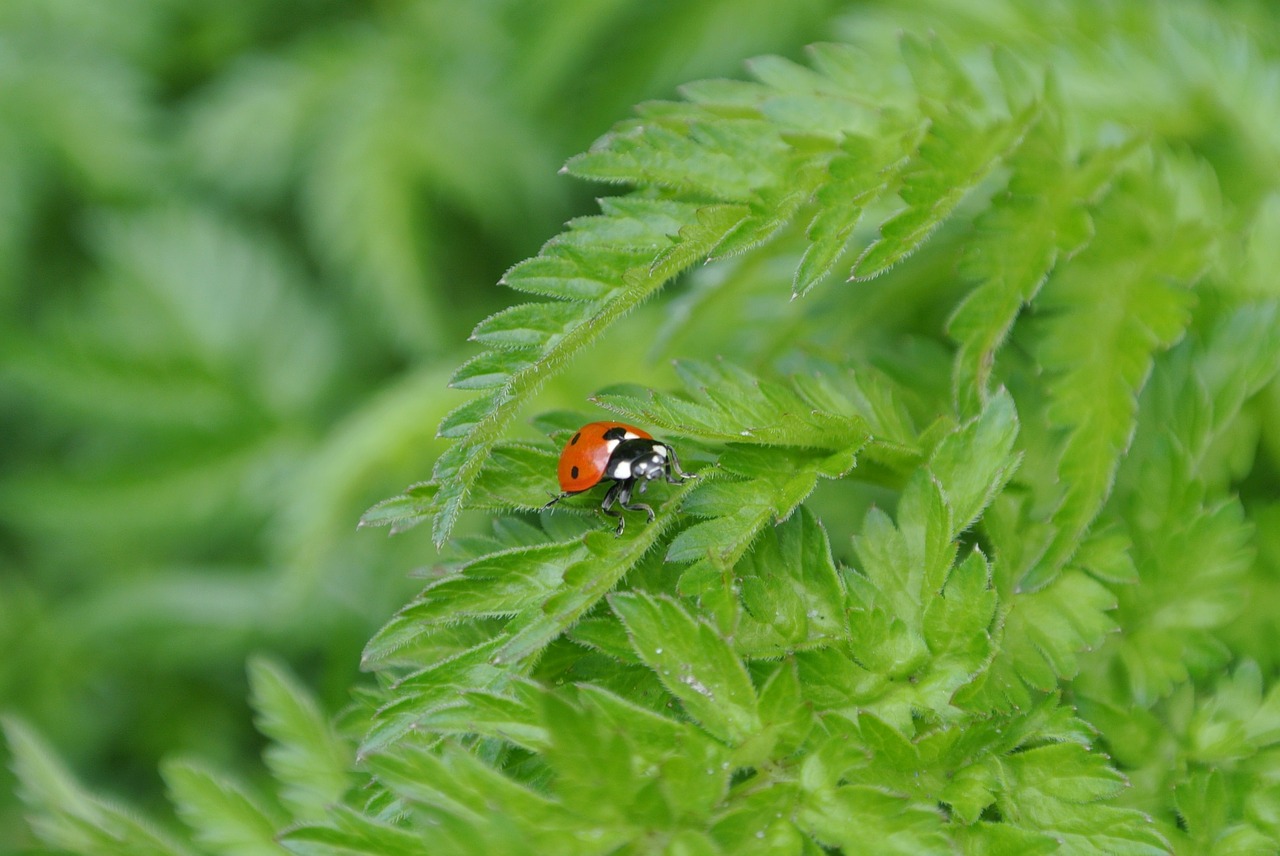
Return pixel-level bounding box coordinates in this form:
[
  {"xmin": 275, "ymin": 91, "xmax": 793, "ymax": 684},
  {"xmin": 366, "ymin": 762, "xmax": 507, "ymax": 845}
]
[
  {"xmin": 603, "ymin": 426, "xmax": 627, "ymax": 441},
  {"xmin": 570, "ymin": 432, "xmax": 581, "ymax": 445},
  {"xmin": 571, "ymin": 465, "xmax": 580, "ymax": 479}
]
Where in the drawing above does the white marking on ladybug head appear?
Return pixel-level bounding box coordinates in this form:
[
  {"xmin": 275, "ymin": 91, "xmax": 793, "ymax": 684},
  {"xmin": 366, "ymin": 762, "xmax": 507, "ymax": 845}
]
[
  {"xmin": 633, "ymin": 454, "xmax": 663, "ymax": 479},
  {"xmin": 611, "ymin": 460, "xmax": 632, "ymax": 479},
  {"xmin": 655, "ymin": 445, "xmax": 668, "ymax": 458},
  {"xmin": 624, "ymin": 431, "xmax": 641, "ymax": 440},
  {"xmin": 605, "ymin": 439, "xmax": 621, "ymax": 454}
]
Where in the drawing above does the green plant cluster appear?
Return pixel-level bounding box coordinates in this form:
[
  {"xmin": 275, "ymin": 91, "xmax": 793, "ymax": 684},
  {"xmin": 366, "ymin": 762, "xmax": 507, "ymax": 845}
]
[
  {"xmin": 0, "ymin": 0, "xmax": 839, "ymax": 847},
  {"xmin": 8, "ymin": 0, "xmax": 1280, "ymax": 854}
]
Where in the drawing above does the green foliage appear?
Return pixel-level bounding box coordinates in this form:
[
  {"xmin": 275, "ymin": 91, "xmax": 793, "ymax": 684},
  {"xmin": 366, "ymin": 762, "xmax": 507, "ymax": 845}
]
[
  {"xmin": 4, "ymin": 718, "xmax": 192, "ymax": 856},
  {"xmin": 10, "ymin": 0, "xmax": 1280, "ymax": 854},
  {"xmin": 401, "ymin": 33, "xmax": 1039, "ymax": 548},
  {"xmin": 246, "ymin": 657, "xmax": 353, "ymax": 821},
  {"xmin": 0, "ymin": 0, "xmax": 838, "ymax": 848},
  {"xmin": 163, "ymin": 761, "xmax": 284, "ymax": 856}
]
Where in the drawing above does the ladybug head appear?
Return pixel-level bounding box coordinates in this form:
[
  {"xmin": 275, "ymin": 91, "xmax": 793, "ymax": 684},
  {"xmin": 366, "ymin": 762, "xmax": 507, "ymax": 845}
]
[
  {"xmin": 630, "ymin": 447, "xmax": 669, "ymax": 480},
  {"xmin": 605, "ymin": 438, "xmax": 669, "ymax": 483}
]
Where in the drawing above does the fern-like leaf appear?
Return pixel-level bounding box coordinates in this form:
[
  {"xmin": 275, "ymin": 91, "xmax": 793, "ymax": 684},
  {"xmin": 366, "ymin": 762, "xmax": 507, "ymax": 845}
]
[
  {"xmin": 1017, "ymin": 155, "xmax": 1217, "ymax": 592},
  {"xmin": 247, "ymin": 657, "xmax": 353, "ymax": 822},
  {"xmin": 425, "ymin": 197, "xmax": 739, "ymax": 545},
  {"xmin": 366, "ymin": 39, "xmax": 1039, "ymax": 547},
  {"xmin": 4, "ymin": 717, "xmax": 195, "ymax": 856},
  {"xmin": 162, "ymin": 760, "xmax": 284, "ymax": 856},
  {"xmin": 948, "ymin": 76, "xmax": 1137, "ymax": 416},
  {"xmin": 851, "ymin": 40, "xmax": 1039, "ymax": 280}
]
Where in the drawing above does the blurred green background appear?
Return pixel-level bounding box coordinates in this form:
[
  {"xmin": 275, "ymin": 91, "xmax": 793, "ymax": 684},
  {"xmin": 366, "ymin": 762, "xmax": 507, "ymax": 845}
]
[
  {"xmin": 0, "ymin": 0, "xmax": 845, "ymax": 846},
  {"xmin": 6, "ymin": 0, "xmax": 1280, "ymax": 850}
]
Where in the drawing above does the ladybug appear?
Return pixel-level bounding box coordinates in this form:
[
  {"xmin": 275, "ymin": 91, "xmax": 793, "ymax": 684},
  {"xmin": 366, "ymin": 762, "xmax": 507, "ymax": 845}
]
[{"xmin": 545, "ymin": 421, "xmax": 695, "ymax": 535}]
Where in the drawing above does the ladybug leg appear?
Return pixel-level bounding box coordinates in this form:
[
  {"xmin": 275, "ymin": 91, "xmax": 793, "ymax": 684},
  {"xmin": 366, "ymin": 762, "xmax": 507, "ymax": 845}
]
[
  {"xmin": 544, "ymin": 492, "xmax": 568, "ymax": 509},
  {"xmin": 663, "ymin": 444, "xmax": 696, "ymax": 483},
  {"xmin": 615, "ymin": 479, "xmax": 655, "ymax": 524},
  {"xmin": 600, "ymin": 481, "xmax": 625, "ymax": 535}
]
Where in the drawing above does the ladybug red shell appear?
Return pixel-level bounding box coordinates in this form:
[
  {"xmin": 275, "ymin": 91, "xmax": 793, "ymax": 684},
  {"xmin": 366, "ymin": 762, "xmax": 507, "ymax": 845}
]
[
  {"xmin": 545, "ymin": 421, "xmax": 695, "ymax": 534},
  {"xmin": 556, "ymin": 421, "xmax": 652, "ymax": 492}
]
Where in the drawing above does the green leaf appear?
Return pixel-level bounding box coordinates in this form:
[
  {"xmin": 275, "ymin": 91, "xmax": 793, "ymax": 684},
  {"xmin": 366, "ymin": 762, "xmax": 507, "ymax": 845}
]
[
  {"xmin": 939, "ymin": 761, "xmax": 998, "ymax": 826},
  {"xmin": 361, "ymin": 487, "xmax": 700, "ymax": 753},
  {"xmin": 4, "ymin": 717, "xmax": 194, "ymax": 856},
  {"xmin": 448, "ymin": 351, "xmax": 531, "ymax": 390},
  {"xmin": 470, "ymin": 301, "xmax": 586, "ymax": 351},
  {"xmin": 592, "ymin": 361, "xmax": 873, "ymax": 615},
  {"xmin": 663, "ymin": 829, "xmax": 725, "ymax": 856},
  {"xmin": 794, "ymin": 119, "xmax": 926, "ymax": 297},
  {"xmin": 732, "ymin": 507, "xmax": 849, "ymax": 657},
  {"xmin": 1072, "ymin": 522, "xmax": 1139, "ymax": 585},
  {"xmin": 952, "ymin": 823, "xmax": 1059, "ymax": 855},
  {"xmin": 362, "ymin": 536, "xmax": 587, "ymax": 670},
  {"xmin": 852, "ymin": 479, "xmax": 949, "ymax": 636},
  {"xmin": 566, "ymin": 117, "xmax": 788, "ymax": 202},
  {"xmin": 922, "ymin": 548, "xmax": 997, "ymax": 667},
  {"xmin": 278, "ymin": 807, "xmax": 425, "ymax": 856},
  {"xmin": 538, "ymin": 692, "xmax": 647, "ymax": 825},
  {"xmin": 406, "ymin": 683, "xmax": 549, "ymax": 751},
  {"xmin": 566, "ymin": 616, "xmax": 640, "ymax": 662},
  {"xmin": 162, "ymin": 760, "xmax": 285, "ymax": 856},
  {"xmin": 437, "ymin": 535, "xmax": 579, "ymax": 610},
  {"xmin": 437, "ymin": 394, "xmax": 500, "ymax": 440},
  {"xmin": 364, "ymin": 743, "xmax": 579, "ymax": 844},
  {"xmin": 706, "ymin": 782, "xmax": 805, "ymax": 854},
  {"xmin": 1173, "ymin": 770, "xmax": 1276, "ymax": 855},
  {"xmin": 755, "ymin": 658, "xmax": 816, "ymax": 759},
  {"xmin": 593, "ymin": 358, "xmax": 870, "ymax": 448},
  {"xmin": 611, "ymin": 591, "xmax": 761, "ymax": 747},
  {"xmin": 672, "ymin": 453, "xmax": 814, "ymax": 555},
  {"xmin": 852, "ymin": 37, "xmax": 1039, "ymax": 280},
  {"xmin": 1019, "ymin": 158, "xmax": 1215, "ymax": 592},
  {"xmin": 1068, "ymin": 298, "xmax": 1280, "ymax": 709},
  {"xmin": 971, "ymin": 569, "xmax": 1118, "ymax": 706},
  {"xmin": 927, "ymin": 387, "xmax": 1020, "ymax": 537},
  {"xmin": 995, "ymin": 743, "xmax": 1168, "ymax": 854},
  {"xmin": 357, "ymin": 483, "xmax": 436, "ymax": 533},
  {"xmin": 499, "ymin": 251, "xmax": 619, "ymax": 301},
  {"xmin": 788, "ymin": 393, "xmax": 1019, "ymax": 727},
  {"xmin": 247, "ymin": 657, "xmax": 353, "ymax": 821},
  {"xmin": 361, "ymin": 639, "xmax": 507, "ymax": 754},
  {"xmin": 380, "ymin": 35, "xmax": 1037, "ymax": 546},
  {"xmin": 492, "ymin": 477, "xmax": 700, "ymax": 666},
  {"xmin": 948, "ymin": 80, "xmax": 1136, "ymax": 416},
  {"xmin": 799, "ymin": 784, "xmax": 948, "ymax": 855},
  {"xmin": 574, "ymin": 684, "xmax": 732, "ymax": 821},
  {"xmin": 1000, "ymin": 742, "xmax": 1128, "ymax": 805},
  {"xmin": 425, "ymin": 196, "xmax": 730, "ymax": 546}
]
